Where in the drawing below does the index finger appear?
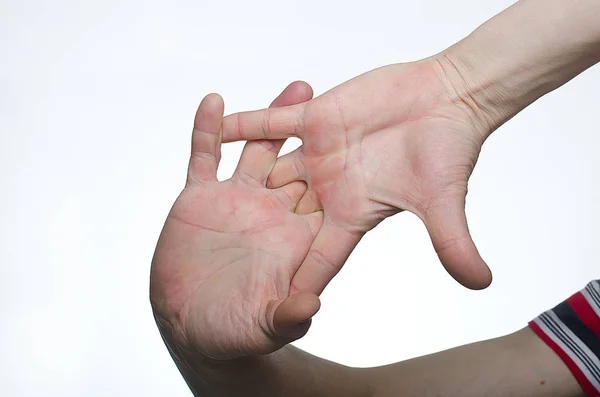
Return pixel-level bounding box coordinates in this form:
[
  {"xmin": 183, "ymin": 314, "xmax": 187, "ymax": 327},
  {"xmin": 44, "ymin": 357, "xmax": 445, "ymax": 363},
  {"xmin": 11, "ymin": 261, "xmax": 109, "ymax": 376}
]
[
  {"xmin": 187, "ymin": 93, "xmax": 225, "ymax": 184},
  {"xmin": 222, "ymin": 103, "xmax": 307, "ymax": 143}
]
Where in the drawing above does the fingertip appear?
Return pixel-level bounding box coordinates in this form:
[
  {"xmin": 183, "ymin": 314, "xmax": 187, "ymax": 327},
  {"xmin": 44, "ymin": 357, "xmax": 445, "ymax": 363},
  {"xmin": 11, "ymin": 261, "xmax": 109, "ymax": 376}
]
[
  {"xmin": 202, "ymin": 92, "xmax": 224, "ymax": 108},
  {"xmin": 452, "ymin": 266, "xmax": 492, "ymax": 290},
  {"xmin": 469, "ymin": 264, "xmax": 493, "ymax": 290},
  {"xmin": 287, "ymin": 81, "xmax": 314, "ymax": 100},
  {"xmin": 196, "ymin": 93, "xmax": 225, "ymax": 123},
  {"xmin": 297, "ymin": 292, "xmax": 321, "ymax": 317},
  {"xmin": 271, "ymin": 81, "xmax": 314, "ymax": 107},
  {"xmin": 272, "ymin": 292, "xmax": 321, "ymax": 338},
  {"xmin": 438, "ymin": 243, "xmax": 492, "ymax": 290}
]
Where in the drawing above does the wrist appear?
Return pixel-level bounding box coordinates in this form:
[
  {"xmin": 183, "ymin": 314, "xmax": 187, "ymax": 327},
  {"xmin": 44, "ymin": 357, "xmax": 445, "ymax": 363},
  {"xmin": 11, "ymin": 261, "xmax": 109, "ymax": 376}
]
[
  {"xmin": 432, "ymin": 24, "xmax": 549, "ymax": 139},
  {"xmin": 429, "ymin": 50, "xmax": 500, "ymax": 141},
  {"xmin": 153, "ymin": 309, "xmax": 292, "ymax": 396},
  {"xmin": 434, "ymin": 0, "xmax": 600, "ymax": 140},
  {"xmin": 152, "ymin": 309, "xmax": 221, "ymax": 394}
]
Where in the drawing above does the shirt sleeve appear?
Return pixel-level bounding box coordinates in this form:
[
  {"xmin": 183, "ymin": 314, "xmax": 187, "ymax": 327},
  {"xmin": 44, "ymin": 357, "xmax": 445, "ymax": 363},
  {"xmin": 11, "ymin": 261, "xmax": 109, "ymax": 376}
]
[{"xmin": 529, "ymin": 280, "xmax": 600, "ymax": 397}]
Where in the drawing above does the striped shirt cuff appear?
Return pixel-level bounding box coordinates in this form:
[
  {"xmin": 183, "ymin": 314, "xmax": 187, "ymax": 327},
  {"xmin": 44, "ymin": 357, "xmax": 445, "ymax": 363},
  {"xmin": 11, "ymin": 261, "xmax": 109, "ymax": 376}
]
[{"xmin": 529, "ymin": 280, "xmax": 600, "ymax": 397}]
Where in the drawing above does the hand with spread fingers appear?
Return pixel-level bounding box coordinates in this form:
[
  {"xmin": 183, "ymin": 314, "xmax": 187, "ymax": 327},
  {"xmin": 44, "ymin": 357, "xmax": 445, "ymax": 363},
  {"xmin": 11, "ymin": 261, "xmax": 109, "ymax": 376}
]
[
  {"xmin": 221, "ymin": 60, "xmax": 493, "ymax": 294},
  {"xmin": 150, "ymin": 83, "xmax": 323, "ymax": 361}
]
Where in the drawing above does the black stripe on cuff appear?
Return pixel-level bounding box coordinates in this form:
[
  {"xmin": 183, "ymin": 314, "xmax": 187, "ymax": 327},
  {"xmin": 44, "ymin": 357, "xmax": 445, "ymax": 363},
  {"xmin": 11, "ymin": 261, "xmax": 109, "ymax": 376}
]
[{"xmin": 554, "ymin": 301, "xmax": 600, "ymax": 362}]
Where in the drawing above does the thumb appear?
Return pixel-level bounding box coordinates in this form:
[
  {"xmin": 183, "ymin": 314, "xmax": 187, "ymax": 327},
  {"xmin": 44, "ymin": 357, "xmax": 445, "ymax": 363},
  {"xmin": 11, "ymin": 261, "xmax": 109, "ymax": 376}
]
[
  {"xmin": 422, "ymin": 194, "xmax": 492, "ymax": 290},
  {"xmin": 268, "ymin": 292, "xmax": 321, "ymax": 343}
]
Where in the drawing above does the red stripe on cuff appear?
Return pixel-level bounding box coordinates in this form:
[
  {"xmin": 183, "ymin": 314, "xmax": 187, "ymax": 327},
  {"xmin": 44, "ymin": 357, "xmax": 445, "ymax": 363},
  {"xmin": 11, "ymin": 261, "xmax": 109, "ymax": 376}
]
[
  {"xmin": 529, "ymin": 320, "xmax": 600, "ymax": 397},
  {"xmin": 568, "ymin": 292, "xmax": 600, "ymax": 338}
]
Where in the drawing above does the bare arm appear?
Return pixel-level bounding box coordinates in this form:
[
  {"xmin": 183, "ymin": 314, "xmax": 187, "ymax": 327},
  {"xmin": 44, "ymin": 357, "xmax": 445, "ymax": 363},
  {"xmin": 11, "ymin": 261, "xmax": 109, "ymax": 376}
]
[
  {"xmin": 439, "ymin": 0, "xmax": 600, "ymax": 134},
  {"xmin": 157, "ymin": 316, "xmax": 582, "ymax": 397},
  {"xmin": 368, "ymin": 327, "xmax": 583, "ymax": 397}
]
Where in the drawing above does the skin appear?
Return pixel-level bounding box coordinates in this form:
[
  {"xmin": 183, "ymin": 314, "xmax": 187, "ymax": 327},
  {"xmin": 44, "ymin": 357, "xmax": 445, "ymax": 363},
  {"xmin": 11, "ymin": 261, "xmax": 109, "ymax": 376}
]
[
  {"xmin": 222, "ymin": 61, "xmax": 490, "ymax": 294},
  {"xmin": 220, "ymin": 0, "xmax": 600, "ymax": 295},
  {"xmin": 150, "ymin": 84, "xmax": 324, "ymax": 362},
  {"xmin": 150, "ymin": 84, "xmax": 584, "ymax": 397},
  {"xmin": 151, "ymin": 0, "xmax": 600, "ymax": 395},
  {"xmin": 367, "ymin": 327, "xmax": 584, "ymax": 397}
]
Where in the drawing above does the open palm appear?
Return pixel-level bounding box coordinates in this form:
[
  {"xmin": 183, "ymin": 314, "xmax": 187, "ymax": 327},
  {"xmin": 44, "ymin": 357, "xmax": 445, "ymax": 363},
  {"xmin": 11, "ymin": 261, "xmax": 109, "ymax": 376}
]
[
  {"xmin": 222, "ymin": 60, "xmax": 493, "ymax": 293},
  {"xmin": 150, "ymin": 84, "xmax": 322, "ymax": 361}
]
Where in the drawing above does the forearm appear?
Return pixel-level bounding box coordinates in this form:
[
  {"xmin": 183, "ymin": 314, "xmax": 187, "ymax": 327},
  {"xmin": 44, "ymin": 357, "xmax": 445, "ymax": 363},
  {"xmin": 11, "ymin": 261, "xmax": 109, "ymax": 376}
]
[
  {"xmin": 154, "ymin": 312, "xmax": 372, "ymax": 397},
  {"xmin": 437, "ymin": 0, "xmax": 600, "ymax": 134},
  {"xmin": 156, "ymin": 313, "xmax": 582, "ymax": 397},
  {"xmin": 368, "ymin": 327, "xmax": 584, "ymax": 397}
]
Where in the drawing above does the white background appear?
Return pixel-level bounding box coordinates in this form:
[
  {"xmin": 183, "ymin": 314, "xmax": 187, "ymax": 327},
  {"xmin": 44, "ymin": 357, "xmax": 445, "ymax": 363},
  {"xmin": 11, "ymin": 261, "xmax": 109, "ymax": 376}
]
[{"xmin": 1, "ymin": 0, "xmax": 599, "ymax": 395}]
